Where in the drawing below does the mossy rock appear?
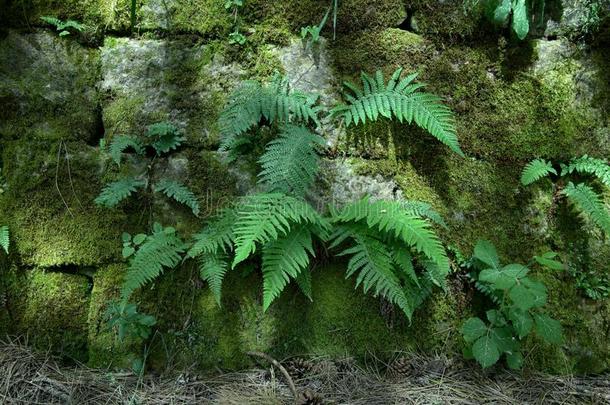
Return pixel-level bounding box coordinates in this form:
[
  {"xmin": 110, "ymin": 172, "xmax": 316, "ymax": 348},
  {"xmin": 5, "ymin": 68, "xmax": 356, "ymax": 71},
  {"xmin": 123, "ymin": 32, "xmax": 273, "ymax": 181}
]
[
  {"xmin": 0, "ymin": 30, "xmax": 100, "ymax": 142},
  {"xmin": 3, "ymin": 268, "xmax": 91, "ymax": 362}
]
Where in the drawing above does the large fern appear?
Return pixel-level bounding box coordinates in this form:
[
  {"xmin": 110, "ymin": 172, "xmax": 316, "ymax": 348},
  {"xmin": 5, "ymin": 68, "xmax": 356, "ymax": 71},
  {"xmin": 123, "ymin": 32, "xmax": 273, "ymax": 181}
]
[
  {"xmin": 218, "ymin": 74, "xmax": 322, "ymax": 151},
  {"xmin": 331, "ymin": 68, "xmax": 464, "ymax": 157},
  {"xmin": 562, "ymin": 155, "xmax": 610, "ymax": 188},
  {"xmin": 521, "ymin": 159, "xmax": 557, "ymax": 186},
  {"xmin": 155, "ymin": 179, "xmax": 200, "ymax": 216},
  {"xmin": 562, "ymin": 182, "xmax": 610, "ymax": 235},
  {"xmin": 108, "ymin": 135, "xmax": 144, "ymax": 165},
  {"xmin": 121, "ymin": 223, "xmax": 186, "ymax": 301},
  {"xmin": 258, "ymin": 125, "xmax": 326, "ymax": 197},
  {"xmin": 0, "ymin": 225, "xmax": 9, "ymax": 254},
  {"xmin": 94, "ymin": 177, "xmax": 146, "ymax": 208},
  {"xmin": 187, "ymin": 208, "xmax": 237, "ymax": 259}
]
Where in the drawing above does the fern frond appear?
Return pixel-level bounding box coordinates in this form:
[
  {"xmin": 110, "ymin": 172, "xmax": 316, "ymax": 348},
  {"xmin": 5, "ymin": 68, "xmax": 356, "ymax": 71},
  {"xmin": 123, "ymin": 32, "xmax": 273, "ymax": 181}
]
[
  {"xmin": 95, "ymin": 177, "xmax": 146, "ymax": 208},
  {"xmin": 155, "ymin": 179, "xmax": 200, "ymax": 216},
  {"xmin": 401, "ymin": 200, "xmax": 448, "ymax": 228},
  {"xmin": 146, "ymin": 122, "xmax": 185, "ymax": 155},
  {"xmin": 521, "ymin": 159, "xmax": 557, "ymax": 186},
  {"xmin": 121, "ymin": 224, "xmax": 186, "ymax": 300},
  {"xmin": 563, "ymin": 182, "xmax": 610, "ymax": 235},
  {"xmin": 258, "ymin": 125, "xmax": 326, "ymax": 197},
  {"xmin": 108, "ymin": 135, "xmax": 144, "ymax": 165},
  {"xmin": 187, "ymin": 208, "xmax": 236, "ymax": 258},
  {"xmin": 261, "ymin": 225, "xmax": 315, "ymax": 310},
  {"xmin": 332, "ymin": 197, "xmax": 450, "ymax": 278},
  {"xmin": 338, "ymin": 232, "xmax": 415, "ymax": 319},
  {"xmin": 232, "ymin": 193, "xmax": 330, "ymax": 269},
  {"xmin": 198, "ymin": 253, "xmax": 230, "ymax": 306},
  {"xmin": 0, "ymin": 225, "xmax": 9, "ymax": 254},
  {"xmin": 562, "ymin": 155, "xmax": 610, "ymax": 188},
  {"xmin": 295, "ymin": 267, "xmax": 313, "ymax": 302},
  {"xmin": 218, "ymin": 75, "xmax": 321, "ymax": 151},
  {"xmin": 331, "ymin": 68, "xmax": 463, "ymax": 156}
]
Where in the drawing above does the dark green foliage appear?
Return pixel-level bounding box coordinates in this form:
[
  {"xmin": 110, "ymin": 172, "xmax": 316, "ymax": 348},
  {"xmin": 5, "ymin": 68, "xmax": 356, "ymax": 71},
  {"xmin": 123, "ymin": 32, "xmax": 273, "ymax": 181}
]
[
  {"xmin": 155, "ymin": 179, "xmax": 201, "ymax": 216},
  {"xmin": 329, "ymin": 197, "xmax": 449, "ymax": 320},
  {"xmin": 561, "ymin": 155, "xmax": 610, "ymax": 188},
  {"xmin": 462, "ymin": 240, "xmax": 563, "ymax": 369},
  {"xmin": 121, "ymin": 224, "xmax": 187, "ymax": 301},
  {"xmin": 40, "ymin": 16, "xmax": 85, "ymax": 36},
  {"xmin": 218, "ymin": 74, "xmax": 322, "ymax": 153},
  {"xmin": 0, "ymin": 225, "xmax": 9, "ymax": 254},
  {"xmin": 257, "ymin": 125, "xmax": 326, "ymax": 197},
  {"xmin": 520, "ymin": 159, "xmax": 556, "ymax": 186},
  {"xmin": 94, "ymin": 177, "xmax": 146, "ymax": 208},
  {"xmin": 465, "ymin": 0, "xmax": 539, "ymax": 39},
  {"xmin": 331, "ymin": 68, "xmax": 463, "ymax": 156},
  {"xmin": 105, "ymin": 301, "xmax": 156, "ymax": 341},
  {"xmin": 145, "ymin": 122, "xmax": 185, "ymax": 155},
  {"xmin": 563, "ymin": 182, "xmax": 610, "ymax": 235},
  {"xmin": 108, "ymin": 135, "xmax": 144, "ymax": 165}
]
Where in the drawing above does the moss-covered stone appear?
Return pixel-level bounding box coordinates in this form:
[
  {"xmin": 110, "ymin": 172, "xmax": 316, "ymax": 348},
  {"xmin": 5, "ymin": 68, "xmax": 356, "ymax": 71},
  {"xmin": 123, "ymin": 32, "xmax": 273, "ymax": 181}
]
[{"xmin": 0, "ymin": 31, "xmax": 100, "ymax": 142}]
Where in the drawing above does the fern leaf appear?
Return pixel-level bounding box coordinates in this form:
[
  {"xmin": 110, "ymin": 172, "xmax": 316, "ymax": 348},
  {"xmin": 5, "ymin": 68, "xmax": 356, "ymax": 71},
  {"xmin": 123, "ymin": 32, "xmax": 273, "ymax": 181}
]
[
  {"xmin": 218, "ymin": 75, "xmax": 321, "ymax": 152},
  {"xmin": 121, "ymin": 224, "xmax": 186, "ymax": 300},
  {"xmin": 198, "ymin": 253, "xmax": 230, "ymax": 306},
  {"xmin": 232, "ymin": 193, "xmax": 330, "ymax": 269},
  {"xmin": 331, "ymin": 68, "xmax": 463, "ymax": 157},
  {"xmin": 155, "ymin": 179, "xmax": 200, "ymax": 216},
  {"xmin": 95, "ymin": 177, "xmax": 146, "ymax": 208},
  {"xmin": 188, "ymin": 208, "xmax": 236, "ymax": 258},
  {"xmin": 401, "ymin": 200, "xmax": 448, "ymax": 228},
  {"xmin": 563, "ymin": 182, "xmax": 610, "ymax": 235},
  {"xmin": 521, "ymin": 159, "xmax": 557, "ymax": 186},
  {"xmin": 295, "ymin": 268, "xmax": 313, "ymax": 302},
  {"xmin": 258, "ymin": 125, "xmax": 325, "ymax": 197},
  {"xmin": 108, "ymin": 135, "xmax": 144, "ymax": 165},
  {"xmin": 0, "ymin": 225, "xmax": 9, "ymax": 254},
  {"xmin": 261, "ymin": 225, "xmax": 315, "ymax": 310},
  {"xmin": 562, "ymin": 155, "xmax": 610, "ymax": 188},
  {"xmin": 332, "ymin": 198, "xmax": 450, "ymax": 279},
  {"xmin": 146, "ymin": 122, "xmax": 185, "ymax": 155},
  {"xmin": 338, "ymin": 232, "xmax": 415, "ymax": 319}
]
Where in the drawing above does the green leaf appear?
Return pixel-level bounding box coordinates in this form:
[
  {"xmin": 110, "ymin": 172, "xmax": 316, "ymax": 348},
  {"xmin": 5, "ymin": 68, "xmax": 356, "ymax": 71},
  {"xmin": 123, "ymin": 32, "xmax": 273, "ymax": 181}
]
[
  {"xmin": 474, "ymin": 240, "xmax": 500, "ymax": 269},
  {"xmin": 508, "ymin": 307, "xmax": 533, "ymax": 338},
  {"xmin": 533, "ymin": 313, "xmax": 563, "ymax": 345},
  {"xmin": 494, "ymin": 0, "xmax": 512, "ymax": 23},
  {"xmin": 133, "ymin": 234, "xmax": 147, "ymax": 245},
  {"xmin": 506, "ymin": 351, "xmax": 524, "ymax": 370},
  {"xmin": 521, "ymin": 159, "xmax": 556, "ymax": 186},
  {"xmin": 521, "ymin": 278, "xmax": 547, "ymax": 307},
  {"xmin": 462, "ymin": 317, "xmax": 488, "ymax": 343},
  {"xmin": 486, "ymin": 309, "xmax": 506, "ymax": 326},
  {"xmin": 509, "ymin": 284, "xmax": 537, "ymax": 310},
  {"xmin": 472, "ymin": 335, "xmax": 500, "ymax": 368},
  {"xmin": 122, "ymin": 246, "xmax": 135, "ymax": 258},
  {"xmin": 494, "ymin": 264, "xmax": 529, "ymax": 289},
  {"xmin": 534, "ymin": 252, "xmax": 564, "ymax": 271},
  {"xmin": 491, "ymin": 326, "xmax": 517, "ymax": 353},
  {"xmin": 122, "ymin": 232, "xmax": 132, "ymax": 243},
  {"xmin": 0, "ymin": 225, "xmax": 9, "ymax": 254},
  {"xmin": 512, "ymin": 0, "xmax": 530, "ymax": 40}
]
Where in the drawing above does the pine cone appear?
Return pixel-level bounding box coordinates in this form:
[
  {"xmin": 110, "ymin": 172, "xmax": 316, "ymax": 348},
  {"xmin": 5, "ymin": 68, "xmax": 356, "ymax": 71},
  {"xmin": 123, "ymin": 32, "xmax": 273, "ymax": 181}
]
[
  {"xmin": 387, "ymin": 356, "xmax": 414, "ymax": 379},
  {"xmin": 297, "ymin": 388, "xmax": 324, "ymax": 405},
  {"xmin": 286, "ymin": 358, "xmax": 314, "ymax": 378}
]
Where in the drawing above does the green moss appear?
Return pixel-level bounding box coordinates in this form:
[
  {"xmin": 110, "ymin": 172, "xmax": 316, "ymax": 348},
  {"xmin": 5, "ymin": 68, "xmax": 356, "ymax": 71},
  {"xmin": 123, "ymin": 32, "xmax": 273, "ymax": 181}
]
[
  {"xmin": 11, "ymin": 268, "xmax": 91, "ymax": 362},
  {"xmin": 410, "ymin": 0, "xmax": 483, "ymax": 39}
]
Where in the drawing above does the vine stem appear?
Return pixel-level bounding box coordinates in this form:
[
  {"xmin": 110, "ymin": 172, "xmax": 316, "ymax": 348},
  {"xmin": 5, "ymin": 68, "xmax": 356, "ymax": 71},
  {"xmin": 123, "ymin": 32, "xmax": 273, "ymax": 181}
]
[{"xmin": 246, "ymin": 351, "xmax": 298, "ymax": 402}]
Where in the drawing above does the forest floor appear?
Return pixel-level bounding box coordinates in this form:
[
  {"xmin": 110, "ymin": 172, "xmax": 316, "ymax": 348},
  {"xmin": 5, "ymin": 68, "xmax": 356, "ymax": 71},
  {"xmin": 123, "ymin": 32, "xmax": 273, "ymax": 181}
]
[{"xmin": 0, "ymin": 338, "xmax": 608, "ymax": 404}]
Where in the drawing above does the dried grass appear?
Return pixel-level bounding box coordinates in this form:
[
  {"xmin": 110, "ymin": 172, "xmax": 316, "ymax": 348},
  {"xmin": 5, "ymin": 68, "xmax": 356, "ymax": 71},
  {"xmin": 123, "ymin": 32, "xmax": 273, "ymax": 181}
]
[{"xmin": 0, "ymin": 338, "xmax": 608, "ymax": 404}]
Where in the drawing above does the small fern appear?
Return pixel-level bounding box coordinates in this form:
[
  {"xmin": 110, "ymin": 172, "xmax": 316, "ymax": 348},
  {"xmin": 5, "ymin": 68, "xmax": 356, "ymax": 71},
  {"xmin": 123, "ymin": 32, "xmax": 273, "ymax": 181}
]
[
  {"xmin": 121, "ymin": 223, "xmax": 186, "ymax": 301},
  {"xmin": 258, "ymin": 125, "xmax": 326, "ymax": 197},
  {"xmin": 218, "ymin": 74, "xmax": 322, "ymax": 151},
  {"xmin": 94, "ymin": 177, "xmax": 146, "ymax": 208},
  {"xmin": 155, "ymin": 179, "xmax": 200, "ymax": 216},
  {"xmin": 562, "ymin": 155, "xmax": 610, "ymax": 188},
  {"xmin": 562, "ymin": 182, "xmax": 610, "ymax": 235},
  {"xmin": 520, "ymin": 159, "xmax": 557, "ymax": 186},
  {"xmin": 108, "ymin": 135, "xmax": 144, "ymax": 165},
  {"xmin": 331, "ymin": 68, "xmax": 464, "ymax": 157},
  {"xmin": 146, "ymin": 122, "xmax": 185, "ymax": 155},
  {"xmin": 198, "ymin": 253, "xmax": 230, "ymax": 306},
  {"xmin": 0, "ymin": 225, "xmax": 9, "ymax": 254}
]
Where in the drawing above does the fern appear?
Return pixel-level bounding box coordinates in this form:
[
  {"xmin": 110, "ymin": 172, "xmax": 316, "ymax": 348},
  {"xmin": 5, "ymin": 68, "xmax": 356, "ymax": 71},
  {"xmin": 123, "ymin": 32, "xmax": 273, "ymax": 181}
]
[
  {"xmin": 562, "ymin": 182, "xmax": 610, "ymax": 235},
  {"xmin": 146, "ymin": 122, "xmax": 185, "ymax": 155},
  {"xmin": 218, "ymin": 74, "xmax": 322, "ymax": 151},
  {"xmin": 188, "ymin": 209, "xmax": 236, "ymax": 259},
  {"xmin": 331, "ymin": 68, "xmax": 464, "ymax": 157},
  {"xmin": 521, "ymin": 159, "xmax": 557, "ymax": 186},
  {"xmin": 0, "ymin": 225, "xmax": 9, "ymax": 254},
  {"xmin": 261, "ymin": 225, "xmax": 316, "ymax": 310},
  {"xmin": 94, "ymin": 177, "xmax": 146, "ymax": 208},
  {"xmin": 121, "ymin": 224, "xmax": 186, "ymax": 301},
  {"xmin": 401, "ymin": 201, "xmax": 448, "ymax": 229},
  {"xmin": 562, "ymin": 155, "xmax": 610, "ymax": 188},
  {"xmin": 232, "ymin": 193, "xmax": 330, "ymax": 269},
  {"xmin": 258, "ymin": 125, "xmax": 326, "ymax": 197},
  {"xmin": 198, "ymin": 253, "xmax": 230, "ymax": 306},
  {"xmin": 332, "ymin": 197, "xmax": 450, "ymax": 277},
  {"xmin": 108, "ymin": 135, "xmax": 144, "ymax": 165},
  {"xmin": 155, "ymin": 179, "xmax": 200, "ymax": 216}
]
